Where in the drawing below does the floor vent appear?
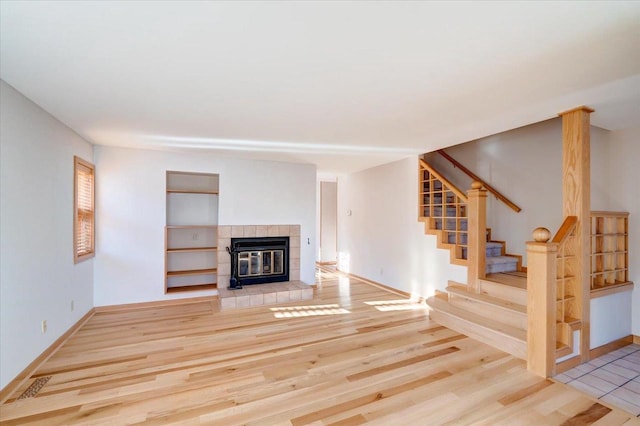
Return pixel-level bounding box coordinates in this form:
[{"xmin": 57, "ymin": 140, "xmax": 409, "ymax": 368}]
[{"xmin": 17, "ymin": 376, "xmax": 51, "ymax": 400}]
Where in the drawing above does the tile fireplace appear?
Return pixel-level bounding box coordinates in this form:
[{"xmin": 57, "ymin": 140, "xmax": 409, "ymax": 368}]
[{"xmin": 217, "ymin": 225, "xmax": 301, "ymax": 290}]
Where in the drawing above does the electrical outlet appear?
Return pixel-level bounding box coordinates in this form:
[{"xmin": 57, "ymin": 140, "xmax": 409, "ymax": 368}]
[
  {"xmin": 41, "ymin": 320, "xmax": 47, "ymax": 334},
  {"xmin": 380, "ymin": 267, "xmax": 384, "ymax": 276},
  {"xmin": 71, "ymin": 300, "xmax": 74, "ymax": 312},
  {"xmin": 192, "ymin": 233, "xmax": 200, "ymax": 241}
]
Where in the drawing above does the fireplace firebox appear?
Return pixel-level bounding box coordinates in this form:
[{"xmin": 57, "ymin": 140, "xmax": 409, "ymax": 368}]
[{"xmin": 227, "ymin": 237, "xmax": 289, "ymax": 289}]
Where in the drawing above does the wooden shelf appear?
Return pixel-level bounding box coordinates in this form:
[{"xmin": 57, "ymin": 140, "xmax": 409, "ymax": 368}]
[
  {"xmin": 591, "ymin": 251, "xmax": 627, "ymax": 255},
  {"xmin": 166, "ymin": 225, "xmax": 217, "ymax": 229},
  {"xmin": 591, "ymin": 281, "xmax": 634, "ymax": 299},
  {"xmin": 591, "ymin": 269, "xmax": 627, "ymax": 275},
  {"xmin": 166, "ymin": 283, "xmax": 217, "ymax": 293},
  {"xmin": 167, "ymin": 247, "xmax": 217, "ymax": 253},
  {"xmin": 591, "ymin": 280, "xmax": 631, "ymax": 288},
  {"xmin": 557, "ymin": 316, "xmax": 580, "ymax": 327},
  {"xmin": 167, "ymin": 268, "xmax": 217, "ymax": 277},
  {"xmin": 167, "ymin": 189, "xmax": 219, "ymax": 194}
]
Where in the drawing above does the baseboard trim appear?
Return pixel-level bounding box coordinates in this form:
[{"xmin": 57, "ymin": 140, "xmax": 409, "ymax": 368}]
[
  {"xmin": 634, "ymin": 335, "xmax": 640, "ymax": 345},
  {"xmin": 590, "ymin": 335, "xmax": 634, "ymax": 360},
  {"xmin": 556, "ymin": 355, "xmax": 582, "ymax": 374},
  {"xmin": 0, "ymin": 308, "xmax": 95, "ymax": 404},
  {"xmin": 337, "ymin": 270, "xmax": 419, "ymax": 301},
  {"xmin": 94, "ymin": 295, "xmax": 218, "ymax": 313}
]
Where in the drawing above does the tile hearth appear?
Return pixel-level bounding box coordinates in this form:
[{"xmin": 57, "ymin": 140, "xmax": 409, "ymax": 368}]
[{"xmin": 218, "ymin": 281, "xmax": 313, "ymax": 310}]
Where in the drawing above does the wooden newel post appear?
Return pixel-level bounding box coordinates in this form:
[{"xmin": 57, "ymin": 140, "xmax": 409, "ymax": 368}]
[
  {"xmin": 467, "ymin": 181, "xmax": 487, "ymax": 293},
  {"xmin": 560, "ymin": 106, "xmax": 593, "ymax": 362},
  {"xmin": 527, "ymin": 227, "xmax": 557, "ymax": 378}
]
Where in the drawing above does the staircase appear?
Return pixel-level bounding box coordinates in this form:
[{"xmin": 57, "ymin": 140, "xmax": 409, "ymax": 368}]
[
  {"xmin": 419, "ymin": 159, "xmax": 520, "ymax": 274},
  {"xmin": 426, "ymin": 241, "xmax": 527, "ymax": 359},
  {"xmin": 486, "ymin": 234, "xmax": 521, "ymax": 273},
  {"xmin": 419, "ymin": 157, "xmax": 527, "ymax": 359},
  {"xmin": 427, "ymin": 274, "xmax": 527, "ymax": 359}
]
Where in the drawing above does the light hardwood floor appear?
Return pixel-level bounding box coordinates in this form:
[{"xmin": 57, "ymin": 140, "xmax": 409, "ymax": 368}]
[{"xmin": 1, "ymin": 268, "xmax": 638, "ymax": 425}]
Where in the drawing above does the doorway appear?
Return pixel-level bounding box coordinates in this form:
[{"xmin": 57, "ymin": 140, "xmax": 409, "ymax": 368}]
[{"xmin": 319, "ymin": 181, "xmax": 337, "ymax": 263}]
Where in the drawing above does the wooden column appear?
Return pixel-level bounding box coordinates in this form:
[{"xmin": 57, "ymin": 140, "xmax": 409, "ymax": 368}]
[
  {"xmin": 560, "ymin": 106, "xmax": 593, "ymax": 362},
  {"xmin": 527, "ymin": 227, "xmax": 557, "ymax": 378},
  {"xmin": 467, "ymin": 181, "xmax": 487, "ymax": 293}
]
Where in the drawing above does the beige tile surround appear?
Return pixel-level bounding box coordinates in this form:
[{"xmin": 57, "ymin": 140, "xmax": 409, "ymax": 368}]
[
  {"xmin": 217, "ymin": 225, "xmax": 305, "ymax": 310},
  {"xmin": 217, "ymin": 224, "xmax": 301, "ymax": 286},
  {"xmin": 218, "ymin": 281, "xmax": 313, "ymax": 310}
]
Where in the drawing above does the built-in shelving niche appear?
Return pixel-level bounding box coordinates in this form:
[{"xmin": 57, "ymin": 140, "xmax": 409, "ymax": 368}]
[
  {"xmin": 165, "ymin": 171, "xmax": 219, "ymax": 293},
  {"xmin": 590, "ymin": 212, "xmax": 629, "ymax": 291}
]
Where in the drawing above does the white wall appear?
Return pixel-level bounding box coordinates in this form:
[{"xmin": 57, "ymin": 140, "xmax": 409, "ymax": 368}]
[
  {"xmin": 609, "ymin": 125, "xmax": 640, "ymax": 337},
  {"xmin": 337, "ymin": 157, "xmax": 467, "ymax": 298},
  {"xmin": 93, "ymin": 146, "xmax": 316, "ymax": 306},
  {"xmin": 591, "ymin": 292, "xmax": 632, "ymax": 348},
  {"xmin": 424, "ymin": 118, "xmax": 612, "ymax": 263},
  {"xmin": 0, "ymin": 80, "xmax": 94, "ymax": 389}
]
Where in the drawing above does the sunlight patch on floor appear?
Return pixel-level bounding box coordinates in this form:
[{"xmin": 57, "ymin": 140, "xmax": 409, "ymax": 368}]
[
  {"xmin": 270, "ymin": 304, "xmax": 351, "ymax": 318},
  {"xmin": 364, "ymin": 299, "xmax": 428, "ymax": 312}
]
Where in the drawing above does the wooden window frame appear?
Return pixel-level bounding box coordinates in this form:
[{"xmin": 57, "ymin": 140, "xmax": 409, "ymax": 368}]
[{"xmin": 74, "ymin": 156, "xmax": 95, "ymax": 263}]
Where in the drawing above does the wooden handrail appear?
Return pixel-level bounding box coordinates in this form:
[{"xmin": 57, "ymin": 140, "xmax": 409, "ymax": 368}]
[
  {"xmin": 436, "ymin": 150, "xmax": 521, "ymax": 213},
  {"xmin": 419, "ymin": 158, "xmax": 468, "ymax": 202},
  {"xmin": 551, "ymin": 216, "xmax": 577, "ymax": 244}
]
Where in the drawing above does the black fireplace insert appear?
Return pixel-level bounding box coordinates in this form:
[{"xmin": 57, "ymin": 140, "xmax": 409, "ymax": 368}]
[{"xmin": 227, "ymin": 236, "xmax": 289, "ymax": 289}]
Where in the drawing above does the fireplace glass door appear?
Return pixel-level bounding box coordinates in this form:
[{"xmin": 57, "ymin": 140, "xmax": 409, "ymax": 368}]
[{"xmin": 238, "ymin": 250, "xmax": 284, "ymax": 277}]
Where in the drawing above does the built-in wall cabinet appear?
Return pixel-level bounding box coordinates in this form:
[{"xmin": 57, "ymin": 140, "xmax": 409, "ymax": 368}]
[
  {"xmin": 165, "ymin": 171, "xmax": 219, "ymax": 293},
  {"xmin": 590, "ymin": 211, "xmax": 629, "ymax": 290}
]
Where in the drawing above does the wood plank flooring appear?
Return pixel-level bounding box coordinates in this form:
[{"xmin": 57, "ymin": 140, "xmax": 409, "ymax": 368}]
[{"xmin": 1, "ymin": 268, "xmax": 638, "ymax": 425}]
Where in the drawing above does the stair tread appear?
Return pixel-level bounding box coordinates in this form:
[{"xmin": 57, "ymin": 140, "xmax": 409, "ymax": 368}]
[
  {"xmin": 446, "ymin": 283, "xmax": 526, "ymax": 314},
  {"xmin": 427, "ymin": 295, "xmax": 526, "ymax": 341},
  {"xmin": 485, "ymin": 255, "xmax": 519, "ymax": 265},
  {"xmin": 483, "ymin": 273, "xmax": 527, "ymax": 290}
]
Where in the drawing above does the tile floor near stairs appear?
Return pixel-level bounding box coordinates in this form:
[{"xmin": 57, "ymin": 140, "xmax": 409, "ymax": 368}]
[{"xmin": 555, "ymin": 344, "xmax": 640, "ymax": 416}]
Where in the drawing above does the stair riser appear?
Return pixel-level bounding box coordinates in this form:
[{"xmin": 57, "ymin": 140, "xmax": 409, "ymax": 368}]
[
  {"xmin": 486, "ymin": 247, "xmax": 502, "ymax": 257},
  {"xmin": 429, "ymin": 310, "xmax": 527, "ymax": 360},
  {"xmin": 478, "ymin": 279, "xmax": 527, "ymax": 305},
  {"xmin": 486, "ymin": 263, "xmax": 518, "ymax": 274},
  {"xmin": 448, "ymin": 294, "xmax": 527, "ymax": 330}
]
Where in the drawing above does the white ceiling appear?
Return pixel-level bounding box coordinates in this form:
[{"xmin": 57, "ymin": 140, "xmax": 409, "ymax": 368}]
[{"xmin": 2, "ymin": 1, "xmax": 639, "ymax": 175}]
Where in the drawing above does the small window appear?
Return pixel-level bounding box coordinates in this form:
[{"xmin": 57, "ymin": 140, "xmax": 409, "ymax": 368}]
[{"xmin": 74, "ymin": 156, "xmax": 95, "ymax": 263}]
